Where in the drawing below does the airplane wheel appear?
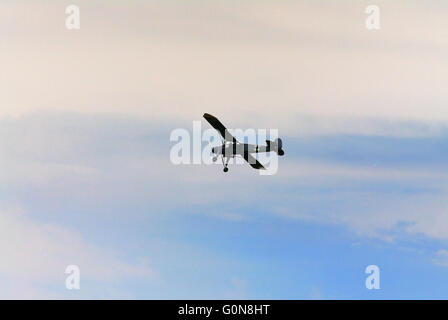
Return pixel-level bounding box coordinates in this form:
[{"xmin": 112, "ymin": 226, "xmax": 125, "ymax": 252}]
[
  {"xmin": 212, "ymin": 157, "xmax": 217, "ymax": 162},
  {"xmin": 223, "ymin": 167, "xmax": 229, "ymax": 172}
]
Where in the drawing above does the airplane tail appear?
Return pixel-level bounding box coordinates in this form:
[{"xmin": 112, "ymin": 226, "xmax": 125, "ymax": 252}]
[{"xmin": 266, "ymin": 138, "xmax": 284, "ymax": 156}]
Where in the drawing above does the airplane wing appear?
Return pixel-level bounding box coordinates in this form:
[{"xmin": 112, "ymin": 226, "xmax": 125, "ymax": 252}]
[
  {"xmin": 242, "ymin": 152, "xmax": 266, "ymax": 170},
  {"xmin": 203, "ymin": 113, "xmax": 237, "ymax": 142}
]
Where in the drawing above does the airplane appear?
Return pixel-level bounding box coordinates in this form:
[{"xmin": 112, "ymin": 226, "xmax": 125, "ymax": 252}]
[{"xmin": 203, "ymin": 113, "xmax": 284, "ymax": 172}]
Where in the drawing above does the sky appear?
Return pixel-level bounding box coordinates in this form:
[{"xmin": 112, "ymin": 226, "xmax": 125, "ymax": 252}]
[{"xmin": 1, "ymin": 0, "xmax": 448, "ymax": 299}]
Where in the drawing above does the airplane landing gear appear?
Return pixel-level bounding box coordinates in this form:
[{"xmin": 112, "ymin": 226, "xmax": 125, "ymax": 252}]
[{"xmin": 222, "ymin": 156, "xmax": 230, "ymax": 172}]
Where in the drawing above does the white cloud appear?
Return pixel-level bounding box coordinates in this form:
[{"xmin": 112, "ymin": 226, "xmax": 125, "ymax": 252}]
[
  {"xmin": 275, "ymin": 190, "xmax": 448, "ymax": 241},
  {"xmin": 277, "ymin": 160, "xmax": 446, "ymax": 182},
  {"xmin": 0, "ymin": 208, "xmax": 155, "ymax": 298},
  {"xmin": 1, "ymin": 112, "xmax": 447, "ymax": 243},
  {"xmin": 1, "ymin": 1, "xmax": 448, "ymax": 136}
]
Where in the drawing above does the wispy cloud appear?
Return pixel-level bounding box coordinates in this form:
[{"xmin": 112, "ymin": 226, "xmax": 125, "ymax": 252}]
[
  {"xmin": 0, "ymin": 207, "xmax": 155, "ymax": 298},
  {"xmin": 2, "ymin": 1, "xmax": 448, "ymax": 135},
  {"xmin": 1, "ymin": 112, "xmax": 447, "ymax": 244},
  {"xmin": 2, "ymin": 0, "xmax": 448, "ymax": 298},
  {"xmin": 433, "ymin": 249, "xmax": 448, "ymax": 267}
]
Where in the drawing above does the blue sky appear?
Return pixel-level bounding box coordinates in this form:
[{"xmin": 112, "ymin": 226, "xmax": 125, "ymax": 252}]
[
  {"xmin": 1, "ymin": 113, "xmax": 447, "ymax": 299},
  {"xmin": 1, "ymin": 1, "xmax": 448, "ymax": 299}
]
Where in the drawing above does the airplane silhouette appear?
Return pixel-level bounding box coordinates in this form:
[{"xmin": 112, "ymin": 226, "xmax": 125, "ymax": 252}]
[{"xmin": 203, "ymin": 113, "xmax": 284, "ymax": 172}]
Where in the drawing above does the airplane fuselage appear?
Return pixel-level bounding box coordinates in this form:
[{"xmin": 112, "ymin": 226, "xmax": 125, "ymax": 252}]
[{"xmin": 212, "ymin": 142, "xmax": 271, "ymax": 157}]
